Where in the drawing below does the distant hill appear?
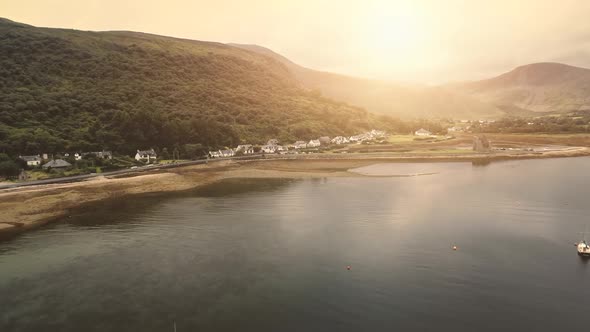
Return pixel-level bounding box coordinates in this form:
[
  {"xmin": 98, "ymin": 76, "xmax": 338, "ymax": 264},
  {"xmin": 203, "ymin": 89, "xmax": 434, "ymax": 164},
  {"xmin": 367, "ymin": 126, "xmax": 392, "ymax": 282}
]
[
  {"xmin": 231, "ymin": 45, "xmax": 590, "ymax": 119},
  {"xmin": 449, "ymin": 63, "xmax": 590, "ymax": 114},
  {"xmin": 0, "ymin": 18, "xmax": 410, "ymax": 156},
  {"xmin": 230, "ymin": 44, "xmax": 505, "ymax": 120}
]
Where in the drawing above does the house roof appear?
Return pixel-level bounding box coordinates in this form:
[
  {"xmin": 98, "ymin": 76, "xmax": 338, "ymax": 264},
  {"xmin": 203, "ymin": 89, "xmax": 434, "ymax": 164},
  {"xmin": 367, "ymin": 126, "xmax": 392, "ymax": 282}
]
[
  {"xmin": 415, "ymin": 128, "xmax": 431, "ymax": 133},
  {"xmin": 42, "ymin": 159, "xmax": 71, "ymax": 168},
  {"xmin": 20, "ymin": 155, "xmax": 41, "ymax": 161},
  {"xmin": 137, "ymin": 149, "xmax": 156, "ymax": 156}
]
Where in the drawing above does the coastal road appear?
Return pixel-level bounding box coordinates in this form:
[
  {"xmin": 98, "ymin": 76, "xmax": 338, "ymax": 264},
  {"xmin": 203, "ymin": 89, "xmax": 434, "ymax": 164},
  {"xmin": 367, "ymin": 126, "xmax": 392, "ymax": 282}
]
[
  {"xmin": 0, "ymin": 154, "xmax": 270, "ymax": 191},
  {"xmin": 0, "ymin": 159, "xmax": 209, "ymax": 191}
]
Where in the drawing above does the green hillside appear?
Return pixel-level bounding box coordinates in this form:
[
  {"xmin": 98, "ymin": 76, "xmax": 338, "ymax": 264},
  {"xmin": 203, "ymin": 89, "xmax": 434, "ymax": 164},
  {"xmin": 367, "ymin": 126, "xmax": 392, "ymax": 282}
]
[{"xmin": 0, "ymin": 18, "xmax": 406, "ymax": 156}]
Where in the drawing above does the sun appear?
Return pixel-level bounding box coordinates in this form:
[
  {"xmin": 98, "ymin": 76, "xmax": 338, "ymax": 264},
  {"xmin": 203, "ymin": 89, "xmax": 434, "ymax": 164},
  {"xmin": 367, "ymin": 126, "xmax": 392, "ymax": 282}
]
[{"xmin": 365, "ymin": 10, "xmax": 423, "ymax": 54}]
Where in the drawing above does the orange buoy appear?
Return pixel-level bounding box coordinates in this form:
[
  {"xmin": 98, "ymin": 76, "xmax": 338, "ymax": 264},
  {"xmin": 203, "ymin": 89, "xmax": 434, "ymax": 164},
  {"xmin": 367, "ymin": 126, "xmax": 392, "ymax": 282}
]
[{"xmin": 452, "ymin": 245, "xmax": 458, "ymax": 251}]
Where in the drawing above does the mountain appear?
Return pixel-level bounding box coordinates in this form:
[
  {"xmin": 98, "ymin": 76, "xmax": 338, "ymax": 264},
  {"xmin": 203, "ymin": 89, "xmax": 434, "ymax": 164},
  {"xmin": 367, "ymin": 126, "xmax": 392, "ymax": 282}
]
[
  {"xmin": 231, "ymin": 45, "xmax": 590, "ymax": 119},
  {"xmin": 450, "ymin": 63, "xmax": 590, "ymax": 114},
  {"xmin": 0, "ymin": 18, "xmax": 404, "ymax": 156},
  {"xmin": 230, "ymin": 44, "xmax": 505, "ymax": 120}
]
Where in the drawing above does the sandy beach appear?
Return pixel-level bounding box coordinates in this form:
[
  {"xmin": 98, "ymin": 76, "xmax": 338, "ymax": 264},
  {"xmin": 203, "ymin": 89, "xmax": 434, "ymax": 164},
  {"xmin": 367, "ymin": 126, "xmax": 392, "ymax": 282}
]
[{"xmin": 1, "ymin": 148, "xmax": 589, "ymax": 239}]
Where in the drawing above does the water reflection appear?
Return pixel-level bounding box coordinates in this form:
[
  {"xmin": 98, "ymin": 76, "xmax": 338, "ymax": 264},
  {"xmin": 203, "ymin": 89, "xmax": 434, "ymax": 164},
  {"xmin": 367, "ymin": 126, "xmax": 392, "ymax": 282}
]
[{"xmin": 1, "ymin": 158, "xmax": 590, "ymax": 331}]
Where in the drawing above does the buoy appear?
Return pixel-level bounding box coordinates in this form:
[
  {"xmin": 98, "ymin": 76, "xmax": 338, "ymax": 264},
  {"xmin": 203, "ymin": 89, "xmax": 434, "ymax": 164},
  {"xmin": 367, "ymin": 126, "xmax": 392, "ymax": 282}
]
[
  {"xmin": 346, "ymin": 265, "xmax": 351, "ymax": 270},
  {"xmin": 452, "ymin": 245, "xmax": 458, "ymax": 251}
]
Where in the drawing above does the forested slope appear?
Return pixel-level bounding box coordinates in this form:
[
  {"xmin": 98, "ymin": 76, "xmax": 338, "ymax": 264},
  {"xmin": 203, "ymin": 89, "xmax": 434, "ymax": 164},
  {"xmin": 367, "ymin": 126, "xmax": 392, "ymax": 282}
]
[{"xmin": 0, "ymin": 18, "xmax": 405, "ymax": 155}]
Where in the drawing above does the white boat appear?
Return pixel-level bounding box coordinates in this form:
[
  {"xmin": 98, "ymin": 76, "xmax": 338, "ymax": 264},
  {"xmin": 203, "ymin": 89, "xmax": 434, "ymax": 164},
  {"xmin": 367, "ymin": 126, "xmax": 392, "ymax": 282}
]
[
  {"xmin": 577, "ymin": 227, "xmax": 590, "ymax": 257},
  {"xmin": 578, "ymin": 240, "xmax": 590, "ymax": 257}
]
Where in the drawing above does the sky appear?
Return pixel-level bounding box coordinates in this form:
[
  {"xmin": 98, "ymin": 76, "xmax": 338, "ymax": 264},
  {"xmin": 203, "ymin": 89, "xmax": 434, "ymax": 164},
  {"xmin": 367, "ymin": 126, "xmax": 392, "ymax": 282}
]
[{"xmin": 2, "ymin": 0, "xmax": 590, "ymax": 84}]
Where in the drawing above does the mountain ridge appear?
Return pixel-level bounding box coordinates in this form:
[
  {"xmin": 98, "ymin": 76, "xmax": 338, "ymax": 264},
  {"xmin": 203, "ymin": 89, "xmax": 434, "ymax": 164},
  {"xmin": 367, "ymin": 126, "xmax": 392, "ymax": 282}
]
[
  {"xmin": 231, "ymin": 44, "xmax": 590, "ymax": 118},
  {"xmin": 451, "ymin": 62, "xmax": 590, "ymax": 113}
]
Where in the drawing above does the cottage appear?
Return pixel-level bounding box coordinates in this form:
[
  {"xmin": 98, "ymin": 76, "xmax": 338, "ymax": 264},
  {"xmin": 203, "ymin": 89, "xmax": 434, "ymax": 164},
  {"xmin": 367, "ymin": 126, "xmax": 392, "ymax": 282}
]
[
  {"xmin": 369, "ymin": 129, "xmax": 386, "ymax": 137},
  {"xmin": 307, "ymin": 140, "xmax": 321, "ymax": 148},
  {"xmin": 135, "ymin": 149, "xmax": 157, "ymax": 163},
  {"xmin": 414, "ymin": 128, "xmax": 432, "ymax": 136},
  {"xmin": 293, "ymin": 141, "xmax": 307, "ymax": 149},
  {"xmin": 74, "ymin": 153, "xmax": 82, "ymax": 161},
  {"xmin": 331, "ymin": 136, "xmax": 349, "ymax": 145},
  {"xmin": 261, "ymin": 145, "xmax": 278, "ymax": 153},
  {"xmin": 19, "ymin": 155, "xmax": 42, "ymax": 167},
  {"xmin": 42, "ymin": 159, "xmax": 72, "ymax": 169},
  {"xmin": 235, "ymin": 145, "xmax": 254, "ymax": 155},
  {"xmin": 208, "ymin": 151, "xmax": 221, "ymax": 158},
  {"xmin": 219, "ymin": 149, "xmax": 235, "ymax": 158}
]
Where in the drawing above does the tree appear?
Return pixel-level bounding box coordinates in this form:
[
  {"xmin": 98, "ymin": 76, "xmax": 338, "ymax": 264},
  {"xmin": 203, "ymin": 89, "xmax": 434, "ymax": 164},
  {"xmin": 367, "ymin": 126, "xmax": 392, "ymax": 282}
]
[
  {"xmin": 0, "ymin": 161, "xmax": 20, "ymax": 179},
  {"xmin": 183, "ymin": 144, "xmax": 206, "ymax": 159},
  {"xmin": 160, "ymin": 147, "xmax": 170, "ymax": 160}
]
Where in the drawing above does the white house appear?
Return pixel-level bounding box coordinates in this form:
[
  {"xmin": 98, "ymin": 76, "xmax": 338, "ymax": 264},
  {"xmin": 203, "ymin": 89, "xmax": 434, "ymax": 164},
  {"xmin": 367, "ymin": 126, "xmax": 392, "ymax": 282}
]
[
  {"xmin": 219, "ymin": 149, "xmax": 235, "ymax": 158},
  {"xmin": 331, "ymin": 136, "xmax": 349, "ymax": 145},
  {"xmin": 307, "ymin": 139, "xmax": 321, "ymax": 148},
  {"xmin": 74, "ymin": 153, "xmax": 82, "ymax": 161},
  {"xmin": 293, "ymin": 141, "xmax": 307, "ymax": 149},
  {"xmin": 135, "ymin": 149, "xmax": 157, "ymax": 163},
  {"xmin": 261, "ymin": 145, "xmax": 278, "ymax": 153},
  {"xmin": 19, "ymin": 155, "xmax": 42, "ymax": 167},
  {"xmin": 414, "ymin": 128, "xmax": 432, "ymax": 136},
  {"xmin": 369, "ymin": 129, "xmax": 386, "ymax": 138},
  {"xmin": 235, "ymin": 145, "xmax": 254, "ymax": 155},
  {"xmin": 208, "ymin": 149, "xmax": 235, "ymax": 158}
]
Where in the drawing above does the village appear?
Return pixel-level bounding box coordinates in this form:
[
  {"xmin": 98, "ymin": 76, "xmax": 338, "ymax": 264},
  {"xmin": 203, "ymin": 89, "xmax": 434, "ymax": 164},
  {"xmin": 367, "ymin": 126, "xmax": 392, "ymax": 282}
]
[
  {"xmin": 4, "ymin": 122, "xmax": 561, "ymax": 183},
  {"xmin": 5, "ymin": 129, "xmax": 389, "ymax": 181},
  {"xmin": 207, "ymin": 129, "xmax": 388, "ymax": 158}
]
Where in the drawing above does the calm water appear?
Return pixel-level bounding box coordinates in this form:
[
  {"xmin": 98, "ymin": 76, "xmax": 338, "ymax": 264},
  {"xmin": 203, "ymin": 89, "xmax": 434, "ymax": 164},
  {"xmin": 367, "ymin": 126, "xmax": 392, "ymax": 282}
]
[{"xmin": 2, "ymin": 157, "xmax": 590, "ymax": 331}]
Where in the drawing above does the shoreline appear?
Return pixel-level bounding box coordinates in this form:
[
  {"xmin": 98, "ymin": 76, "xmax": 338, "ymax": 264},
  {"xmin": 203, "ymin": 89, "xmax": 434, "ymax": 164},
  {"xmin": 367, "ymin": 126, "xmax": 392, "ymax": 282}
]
[{"xmin": 1, "ymin": 149, "xmax": 589, "ymax": 240}]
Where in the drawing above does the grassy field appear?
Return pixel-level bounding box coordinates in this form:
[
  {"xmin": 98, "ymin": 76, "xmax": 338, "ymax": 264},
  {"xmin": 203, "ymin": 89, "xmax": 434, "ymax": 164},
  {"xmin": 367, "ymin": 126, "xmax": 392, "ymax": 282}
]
[
  {"xmin": 387, "ymin": 135, "xmax": 416, "ymax": 143},
  {"xmin": 464, "ymin": 133, "xmax": 590, "ymax": 147}
]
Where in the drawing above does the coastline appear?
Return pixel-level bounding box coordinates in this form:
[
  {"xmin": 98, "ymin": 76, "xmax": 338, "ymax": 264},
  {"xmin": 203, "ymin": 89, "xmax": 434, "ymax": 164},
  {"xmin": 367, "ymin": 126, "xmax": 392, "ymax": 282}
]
[{"xmin": 1, "ymin": 148, "xmax": 589, "ymax": 239}]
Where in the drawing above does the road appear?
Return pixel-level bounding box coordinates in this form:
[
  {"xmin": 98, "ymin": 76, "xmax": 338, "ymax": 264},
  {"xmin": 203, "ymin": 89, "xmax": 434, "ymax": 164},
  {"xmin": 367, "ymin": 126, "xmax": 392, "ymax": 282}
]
[
  {"xmin": 0, "ymin": 159, "xmax": 209, "ymax": 190},
  {"xmin": 0, "ymin": 154, "xmax": 272, "ymax": 191}
]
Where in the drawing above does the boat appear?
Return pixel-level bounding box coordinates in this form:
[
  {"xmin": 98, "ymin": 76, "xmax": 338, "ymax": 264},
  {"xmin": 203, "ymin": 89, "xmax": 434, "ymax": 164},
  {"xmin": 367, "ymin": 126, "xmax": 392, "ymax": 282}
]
[
  {"xmin": 577, "ymin": 227, "xmax": 590, "ymax": 257},
  {"xmin": 578, "ymin": 240, "xmax": 590, "ymax": 257}
]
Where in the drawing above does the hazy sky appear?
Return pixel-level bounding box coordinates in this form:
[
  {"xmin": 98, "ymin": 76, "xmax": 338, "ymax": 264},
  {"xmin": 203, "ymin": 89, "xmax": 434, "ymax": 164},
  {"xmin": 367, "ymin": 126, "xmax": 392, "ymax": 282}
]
[{"xmin": 2, "ymin": 0, "xmax": 590, "ymax": 83}]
